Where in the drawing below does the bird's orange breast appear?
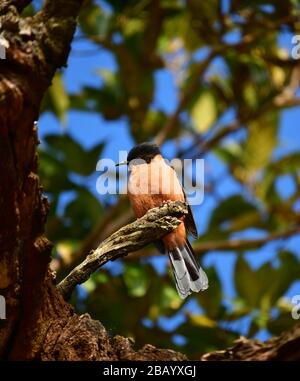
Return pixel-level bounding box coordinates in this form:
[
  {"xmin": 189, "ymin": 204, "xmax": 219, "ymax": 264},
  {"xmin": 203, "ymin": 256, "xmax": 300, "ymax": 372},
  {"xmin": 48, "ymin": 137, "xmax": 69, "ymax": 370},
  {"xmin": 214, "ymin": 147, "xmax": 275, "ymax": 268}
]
[{"xmin": 128, "ymin": 156, "xmax": 186, "ymax": 250}]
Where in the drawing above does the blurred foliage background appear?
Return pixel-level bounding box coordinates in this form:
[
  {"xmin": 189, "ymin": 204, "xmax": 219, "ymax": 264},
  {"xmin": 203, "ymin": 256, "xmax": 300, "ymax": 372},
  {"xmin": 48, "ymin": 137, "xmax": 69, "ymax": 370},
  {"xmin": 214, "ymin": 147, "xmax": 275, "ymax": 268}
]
[{"xmin": 25, "ymin": 0, "xmax": 300, "ymax": 358}]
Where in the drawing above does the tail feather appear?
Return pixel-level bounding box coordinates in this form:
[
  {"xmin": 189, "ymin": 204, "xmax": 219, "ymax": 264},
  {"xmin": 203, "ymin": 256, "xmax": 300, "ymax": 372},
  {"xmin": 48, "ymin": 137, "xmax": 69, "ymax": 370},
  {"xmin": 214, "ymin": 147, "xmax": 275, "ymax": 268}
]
[{"xmin": 168, "ymin": 243, "xmax": 208, "ymax": 299}]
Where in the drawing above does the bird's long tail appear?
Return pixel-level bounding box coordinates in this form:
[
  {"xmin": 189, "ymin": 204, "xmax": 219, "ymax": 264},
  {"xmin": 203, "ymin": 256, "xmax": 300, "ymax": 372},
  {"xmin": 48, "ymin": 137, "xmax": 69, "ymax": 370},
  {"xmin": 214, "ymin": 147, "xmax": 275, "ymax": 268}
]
[{"xmin": 168, "ymin": 241, "xmax": 208, "ymax": 299}]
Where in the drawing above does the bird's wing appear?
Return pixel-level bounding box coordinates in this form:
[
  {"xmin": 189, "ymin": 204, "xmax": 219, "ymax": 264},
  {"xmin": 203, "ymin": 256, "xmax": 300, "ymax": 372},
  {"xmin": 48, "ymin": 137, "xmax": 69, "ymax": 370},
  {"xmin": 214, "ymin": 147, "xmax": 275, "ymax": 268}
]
[
  {"xmin": 168, "ymin": 163, "xmax": 198, "ymax": 238},
  {"xmin": 182, "ymin": 187, "xmax": 198, "ymax": 238}
]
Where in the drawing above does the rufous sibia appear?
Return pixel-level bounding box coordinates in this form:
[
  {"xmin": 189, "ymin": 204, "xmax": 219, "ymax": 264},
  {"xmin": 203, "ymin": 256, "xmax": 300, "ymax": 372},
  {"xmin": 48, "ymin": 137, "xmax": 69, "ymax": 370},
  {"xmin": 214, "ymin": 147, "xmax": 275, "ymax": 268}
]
[{"xmin": 117, "ymin": 143, "xmax": 208, "ymax": 298}]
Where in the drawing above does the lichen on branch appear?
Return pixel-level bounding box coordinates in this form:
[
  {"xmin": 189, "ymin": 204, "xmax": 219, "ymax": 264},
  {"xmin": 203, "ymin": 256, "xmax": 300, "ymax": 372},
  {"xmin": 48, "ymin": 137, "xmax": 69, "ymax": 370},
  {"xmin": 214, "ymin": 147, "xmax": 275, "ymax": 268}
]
[{"xmin": 57, "ymin": 200, "xmax": 188, "ymax": 300}]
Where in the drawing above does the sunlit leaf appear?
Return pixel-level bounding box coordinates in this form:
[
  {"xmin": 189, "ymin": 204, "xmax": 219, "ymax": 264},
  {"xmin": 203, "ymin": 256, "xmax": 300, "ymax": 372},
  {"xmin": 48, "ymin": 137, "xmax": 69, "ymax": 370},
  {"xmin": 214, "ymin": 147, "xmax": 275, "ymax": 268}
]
[
  {"xmin": 271, "ymin": 66, "xmax": 286, "ymax": 89},
  {"xmin": 123, "ymin": 263, "xmax": 150, "ymax": 297},
  {"xmin": 159, "ymin": 285, "xmax": 182, "ymax": 310},
  {"xmin": 243, "ymin": 82, "xmax": 257, "ymax": 109},
  {"xmin": 238, "ymin": 113, "xmax": 278, "ymax": 183},
  {"xmin": 48, "ymin": 73, "xmax": 70, "ymax": 123},
  {"xmin": 122, "ymin": 18, "xmax": 145, "ymax": 37},
  {"xmin": 189, "ymin": 314, "xmax": 217, "ymax": 328},
  {"xmin": 191, "ymin": 91, "xmax": 217, "ymax": 132}
]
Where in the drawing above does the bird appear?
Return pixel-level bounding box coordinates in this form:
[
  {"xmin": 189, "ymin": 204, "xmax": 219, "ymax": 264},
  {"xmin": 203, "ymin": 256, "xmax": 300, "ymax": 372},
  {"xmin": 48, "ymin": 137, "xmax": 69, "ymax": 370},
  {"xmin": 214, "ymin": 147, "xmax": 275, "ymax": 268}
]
[{"xmin": 116, "ymin": 142, "xmax": 208, "ymax": 299}]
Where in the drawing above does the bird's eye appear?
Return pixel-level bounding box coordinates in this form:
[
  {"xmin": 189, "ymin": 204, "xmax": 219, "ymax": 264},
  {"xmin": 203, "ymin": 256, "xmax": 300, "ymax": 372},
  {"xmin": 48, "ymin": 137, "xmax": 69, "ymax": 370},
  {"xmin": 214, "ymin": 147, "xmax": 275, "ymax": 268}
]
[{"xmin": 130, "ymin": 158, "xmax": 146, "ymax": 166}]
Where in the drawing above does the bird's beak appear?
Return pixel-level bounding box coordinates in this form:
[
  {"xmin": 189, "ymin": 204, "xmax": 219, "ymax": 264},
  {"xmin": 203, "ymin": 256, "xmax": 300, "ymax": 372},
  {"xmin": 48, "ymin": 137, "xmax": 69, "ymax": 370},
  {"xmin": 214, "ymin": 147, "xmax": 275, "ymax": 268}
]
[{"xmin": 115, "ymin": 160, "xmax": 128, "ymax": 167}]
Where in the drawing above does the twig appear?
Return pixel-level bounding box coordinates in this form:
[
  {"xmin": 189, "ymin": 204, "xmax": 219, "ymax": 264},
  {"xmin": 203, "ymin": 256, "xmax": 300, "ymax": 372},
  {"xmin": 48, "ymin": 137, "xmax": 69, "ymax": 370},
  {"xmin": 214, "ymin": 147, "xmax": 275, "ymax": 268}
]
[
  {"xmin": 54, "ymin": 196, "xmax": 133, "ymax": 274},
  {"xmin": 76, "ymin": 195, "xmax": 131, "ymax": 260},
  {"xmin": 181, "ymin": 77, "xmax": 300, "ymax": 161},
  {"xmin": 57, "ymin": 201, "xmax": 188, "ymax": 300},
  {"xmin": 125, "ymin": 225, "xmax": 300, "ymax": 261},
  {"xmin": 180, "ymin": 120, "xmax": 241, "ymax": 159},
  {"xmin": 154, "ymin": 50, "xmax": 218, "ymax": 146},
  {"xmin": 193, "ymin": 226, "xmax": 300, "ymax": 254}
]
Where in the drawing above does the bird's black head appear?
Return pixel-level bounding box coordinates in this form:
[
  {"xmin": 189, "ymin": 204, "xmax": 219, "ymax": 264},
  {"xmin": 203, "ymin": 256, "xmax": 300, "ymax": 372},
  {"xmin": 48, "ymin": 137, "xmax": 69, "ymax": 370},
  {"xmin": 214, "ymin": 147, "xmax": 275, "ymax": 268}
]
[{"xmin": 127, "ymin": 143, "xmax": 161, "ymax": 164}]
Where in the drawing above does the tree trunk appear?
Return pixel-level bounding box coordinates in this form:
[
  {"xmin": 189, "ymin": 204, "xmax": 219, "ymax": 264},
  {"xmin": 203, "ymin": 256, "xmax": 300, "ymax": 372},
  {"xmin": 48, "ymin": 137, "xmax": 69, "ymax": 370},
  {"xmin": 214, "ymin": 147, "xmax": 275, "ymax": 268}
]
[
  {"xmin": 0, "ymin": 1, "xmax": 299, "ymax": 361},
  {"xmin": 0, "ymin": 0, "xmax": 84, "ymax": 360},
  {"xmin": 0, "ymin": 0, "xmax": 185, "ymax": 361}
]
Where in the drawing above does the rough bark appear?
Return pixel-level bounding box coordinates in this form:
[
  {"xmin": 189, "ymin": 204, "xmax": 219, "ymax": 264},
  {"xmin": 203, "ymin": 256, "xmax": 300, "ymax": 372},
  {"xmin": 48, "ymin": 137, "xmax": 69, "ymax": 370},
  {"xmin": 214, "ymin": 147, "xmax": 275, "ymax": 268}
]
[
  {"xmin": 202, "ymin": 323, "xmax": 300, "ymax": 361},
  {"xmin": 40, "ymin": 313, "xmax": 187, "ymax": 361},
  {"xmin": 0, "ymin": 0, "xmax": 85, "ymax": 360},
  {"xmin": 1, "ymin": 0, "xmax": 300, "ymax": 362}
]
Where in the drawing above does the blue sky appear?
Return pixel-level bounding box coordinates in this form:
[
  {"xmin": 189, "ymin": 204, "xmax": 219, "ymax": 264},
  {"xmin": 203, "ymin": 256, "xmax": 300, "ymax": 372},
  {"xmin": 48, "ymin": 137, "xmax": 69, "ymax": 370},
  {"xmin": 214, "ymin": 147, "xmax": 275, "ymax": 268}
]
[{"xmin": 38, "ymin": 15, "xmax": 300, "ymax": 342}]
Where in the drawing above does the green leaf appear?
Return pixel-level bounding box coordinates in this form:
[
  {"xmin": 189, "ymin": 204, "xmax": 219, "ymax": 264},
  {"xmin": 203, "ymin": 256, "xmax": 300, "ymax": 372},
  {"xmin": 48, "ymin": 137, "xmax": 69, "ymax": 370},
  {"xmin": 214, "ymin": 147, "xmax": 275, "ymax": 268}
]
[
  {"xmin": 267, "ymin": 312, "xmax": 295, "ymax": 336},
  {"xmin": 235, "ymin": 256, "xmax": 261, "ymax": 308},
  {"xmin": 177, "ymin": 319, "xmax": 238, "ymax": 356},
  {"xmin": 122, "ymin": 18, "xmax": 145, "ymax": 37},
  {"xmin": 271, "ymin": 65, "xmax": 286, "ymax": 89},
  {"xmin": 45, "ymin": 134, "xmax": 105, "ymax": 176},
  {"xmin": 196, "ymin": 267, "xmax": 222, "ymax": 319},
  {"xmin": 38, "ymin": 151, "xmax": 74, "ymax": 193},
  {"xmin": 70, "ymin": 73, "xmax": 126, "ymax": 120},
  {"xmin": 159, "ymin": 285, "xmax": 182, "ymax": 310},
  {"xmin": 268, "ymin": 153, "xmax": 300, "ymax": 175},
  {"xmin": 48, "ymin": 73, "xmax": 69, "ymax": 123},
  {"xmin": 240, "ymin": 113, "xmax": 278, "ymax": 182},
  {"xmin": 191, "ymin": 91, "xmax": 217, "ymax": 132},
  {"xmin": 235, "ymin": 252, "xmax": 299, "ymax": 312},
  {"xmin": 123, "ymin": 263, "xmax": 150, "ymax": 297},
  {"xmin": 21, "ymin": 3, "xmax": 35, "ymax": 17},
  {"xmin": 255, "ymin": 262, "xmax": 274, "ymax": 308},
  {"xmin": 189, "ymin": 314, "xmax": 217, "ymax": 328},
  {"xmin": 64, "ymin": 188, "xmax": 103, "ymax": 236},
  {"xmin": 82, "ymin": 272, "xmax": 109, "ymax": 294},
  {"xmin": 141, "ymin": 110, "xmax": 167, "ymax": 138},
  {"xmin": 161, "ymin": 11, "xmax": 201, "ymax": 52},
  {"xmin": 79, "ymin": 4, "xmax": 112, "ymax": 37},
  {"xmin": 208, "ymin": 195, "xmax": 259, "ymax": 231},
  {"xmin": 242, "ymin": 82, "xmax": 258, "ymax": 109},
  {"xmin": 269, "ymin": 251, "xmax": 300, "ymax": 305},
  {"xmin": 248, "ymin": 319, "xmax": 261, "ymax": 337},
  {"xmin": 255, "ymin": 152, "xmax": 300, "ymax": 202},
  {"xmin": 104, "ymin": 0, "xmax": 141, "ymax": 13},
  {"xmin": 214, "ymin": 143, "xmax": 243, "ymax": 165}
]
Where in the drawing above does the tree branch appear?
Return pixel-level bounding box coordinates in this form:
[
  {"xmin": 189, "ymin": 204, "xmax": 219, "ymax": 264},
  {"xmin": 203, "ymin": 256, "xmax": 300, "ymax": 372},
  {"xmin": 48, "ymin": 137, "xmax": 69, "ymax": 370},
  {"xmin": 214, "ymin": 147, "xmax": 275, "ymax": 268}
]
[
  {"xmin": 124, "ymin": 225, "xmax": 300, "ymax": 261},
  {"xmin": 202, "ymin": 323, "xmax": 300, "ymax": 361},
  {"xmin": 184, "ymin": 120, "xmax": 241, "ymax": 159},
  {"xmin": 0, "ymin": 0, "xmax": 84, "ymax": 81},
  {"xmin": 57, "ymin": 201, "xmax": 188, "ymax": 300},
  {"xmin": 193, "ymin": 226, "xmax": 300, "ymax": 255},
  {"xmin": 71, "ymin": 196, "xmax": 132, "ymax": 266}
]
